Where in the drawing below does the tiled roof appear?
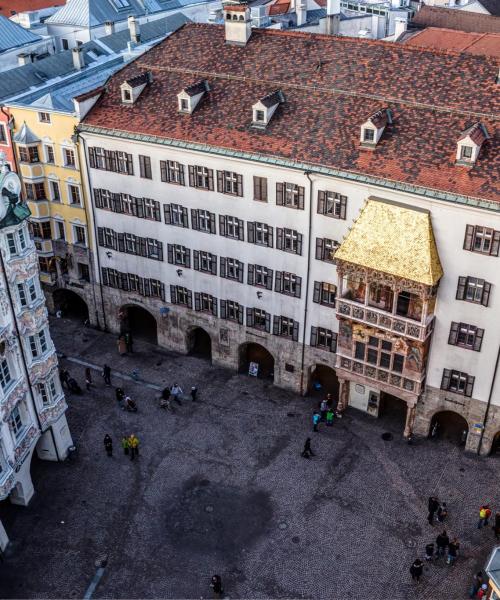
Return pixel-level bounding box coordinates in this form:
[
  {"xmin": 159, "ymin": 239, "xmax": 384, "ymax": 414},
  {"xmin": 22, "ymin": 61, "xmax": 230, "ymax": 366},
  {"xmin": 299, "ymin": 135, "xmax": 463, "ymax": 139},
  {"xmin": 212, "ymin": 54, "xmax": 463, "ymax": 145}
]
[
  {"xmin": 125, "ymin": 72, "xmax": 151, "ymax": 87},
  {"xmin": 0, "ymin": 14, "xmax": 41, "ymax": 51},
  {"xmin": 184, "ymin": 80, "xmax": 209, "ymax": 96},
  {"xmin": 0, "ymin": 0, "xmax": 63, "ymax": 17},
  {"xmin": 368, "ymin": 109, "xmax": 389, "ymax": 129},
  {"xmin": 459, "ymin": 122, "xmax": 488, "ymax": 145},
  {"xmin": 268, "ymin": 0, "xmax": 290, "ymax": 15},
  {"xmin": 259, "ymin": 89, "xmax": 284, "ymax": 107},
  {"xmin": 411, "ymin": 5, "xmax": 500, "ymax": 33},
  {"xmin": 82, "ymin": 23, "xmax": 500, "ymax": 203},
  {"xmin": 404, "ymin": 27, "xmax": 500, "ymax": 58}
]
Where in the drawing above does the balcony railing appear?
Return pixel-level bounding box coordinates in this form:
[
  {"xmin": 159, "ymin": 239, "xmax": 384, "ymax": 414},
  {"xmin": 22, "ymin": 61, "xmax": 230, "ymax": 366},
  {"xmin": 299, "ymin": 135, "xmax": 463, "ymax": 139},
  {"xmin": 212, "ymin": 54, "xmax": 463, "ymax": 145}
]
[
  {"xmin": 336, "ymin": 298, "xmax": 434, "ymax": 341},
  {"xmin": 336, "ymin": 354, "xmax": 424, "ymax": 396}
]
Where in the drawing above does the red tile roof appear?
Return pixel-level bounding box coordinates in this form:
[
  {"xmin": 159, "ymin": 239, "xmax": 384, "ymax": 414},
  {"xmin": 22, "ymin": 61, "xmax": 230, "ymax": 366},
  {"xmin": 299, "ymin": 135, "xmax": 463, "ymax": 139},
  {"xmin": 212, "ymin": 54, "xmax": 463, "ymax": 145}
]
[
  {"xmin": 411, "ymin": 5, "xmax": 500, "ymax": 34},
  {"xmin": 0, "ymin": 0, "xmax": 64, "ymax": 17},
  {"xmin": 268, "ymin": 0, "xmax": 290, "ymax": 15},
  {"xmin": 82, "ymin": 24, "xmax": 500, "ymax": 203},
  {"xmin": 405, "ymin": 27, "xmax": 500, "ymax": 58}
]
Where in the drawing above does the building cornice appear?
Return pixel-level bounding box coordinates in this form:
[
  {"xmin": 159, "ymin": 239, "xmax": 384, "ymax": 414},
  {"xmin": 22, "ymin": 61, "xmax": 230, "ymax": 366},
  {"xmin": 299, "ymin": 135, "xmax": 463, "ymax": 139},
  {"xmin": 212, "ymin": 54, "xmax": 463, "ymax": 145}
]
[{"xmin": 78, "ymin": 125, "xmax": 500, "ymax": 213}]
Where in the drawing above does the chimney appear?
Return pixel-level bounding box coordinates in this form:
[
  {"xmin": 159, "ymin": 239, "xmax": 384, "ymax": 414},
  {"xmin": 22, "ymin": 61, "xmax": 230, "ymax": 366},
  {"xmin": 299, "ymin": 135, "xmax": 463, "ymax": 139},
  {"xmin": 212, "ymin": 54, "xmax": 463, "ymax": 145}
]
[
  {"xmin": 393, "ymin": 17, "xmax": 407, "ymax": 39},
  {"xmin": 326, "ymin": 0, "xmax": 340, "ymax": 34},
  {"xmin": 104, "ymin": 20, "xmax": 115, "ymax": 35},
  {"xmin": 17, "ymin": 52, "xmax": 33, "ymax": 66},
  {"xmin": 223, "ymin": 4, "xmax": 252, "ymax": 46},
  {"xmin": 72, "ymin": 46, "xmax": 85, "ymax": 70},
  {"xmin": 296, "ymin": 1, "xmax": 307, "ymax": 26},
  {"xmin": 128, "ymin": 16, "xmax": 141, "ymax": 44},
  {"xmin": 327, "ymin": 0, "xmax": 340, "ymax": 15}
]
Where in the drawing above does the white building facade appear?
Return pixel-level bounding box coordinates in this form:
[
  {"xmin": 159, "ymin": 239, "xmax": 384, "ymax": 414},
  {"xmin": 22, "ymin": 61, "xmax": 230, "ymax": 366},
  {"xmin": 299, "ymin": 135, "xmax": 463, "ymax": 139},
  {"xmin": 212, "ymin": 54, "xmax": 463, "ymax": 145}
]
[
  {"xmin": 0, "ymin": 159, "xmax": 73, "ymax": 552},
  {"xmin": 79, "ymin": 10, "xmax": 499, "ymax": 454}
]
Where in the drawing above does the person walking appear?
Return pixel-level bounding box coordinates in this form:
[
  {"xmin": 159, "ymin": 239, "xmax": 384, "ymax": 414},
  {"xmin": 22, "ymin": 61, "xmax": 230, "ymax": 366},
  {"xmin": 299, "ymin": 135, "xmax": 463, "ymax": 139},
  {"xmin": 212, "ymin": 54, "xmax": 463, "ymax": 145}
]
[
  {"xmin": 425, "ymin": 542, "xmax": 435, "ymax": 561},
  {"xmin": 170, "ymin": 383, "xmax": 183, "ymax": 405},
  {"xmin": 428, "ymin": 496, "xmax": 439, "ymax": 525},
  {"xmin": 301, "ymin": 438, "xmax": 315, "ymax": 459},
  {"xmin": 436, "ymin": 530, "xmax": 449, "ymax": 557},
  {"xmin": 128, "ymin": 434, "xmax": 139, "ymax": 460},
  {"xmin": 103, "ymin": 364, "xmax": 111, "ymax": 386},
  {"xmin": 85, "ymin": 367, "xmax": 92, "ymax": 391},
  {"xmin": 117, "ymin": 336, "xmax": 127, "ymax": 355},
  {"xmin": 210, "ymin": 575, "xmax": 223, "ymax": 599},
  {"xmin": 116, "ymin": 387, "xmax": 125, "ymax": 405},
  {"xmin": 410, "ymin": 558, "xmax": 423, "ymax": 583},
  {"xmin": 312, "ymin": 411, "xmax": 321, "ymax": 432},
  {"xmin": 103, "ymin": 434, "xmax": 113, "ymax": 457},
  {"xmin": 469, "ymin": 572, "xmax": 484, "ymax": 598},
  {"xmin": 478, "ymin": 505, "xmax": 492, "ymax": 529},
  {"xmin": 320, "ymin": 398, "xmax": 328, "ymax": 421},
  {"xmin": 190, "ymin": 386, "xmax": 198, "ymax": 402},
  {"xmin": 121, "ymin": 436, "xmax": 129, "ymax": 456},
  {"xmin": 59, "ymin": 368, "xmax": 69, "ymax": 389},
  {"xmin": 437, "ymin": 502, "xmax": 448, "ymax": 523},
  {"xmin": 326, "ymin": 408, "xmax": 334, "ymax": 426},
  {"xmin": 477, "ymin": 584, "xmax": 488, "ymax": 599},
  {"xmin": 447, "ymin": 537, "xmax": 459, "ymax": 565},
  {"xmin": 125, "ymin": 332, "xmax": 133, "ymax": 353}
]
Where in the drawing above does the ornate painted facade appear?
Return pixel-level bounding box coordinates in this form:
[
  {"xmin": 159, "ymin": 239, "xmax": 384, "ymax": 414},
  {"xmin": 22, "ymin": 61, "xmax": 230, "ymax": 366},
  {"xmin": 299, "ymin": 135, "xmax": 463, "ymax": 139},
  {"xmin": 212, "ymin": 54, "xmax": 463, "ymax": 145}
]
[{"xmin": 0, "ymin": 154, "xmax": 73, "ymax": 552}]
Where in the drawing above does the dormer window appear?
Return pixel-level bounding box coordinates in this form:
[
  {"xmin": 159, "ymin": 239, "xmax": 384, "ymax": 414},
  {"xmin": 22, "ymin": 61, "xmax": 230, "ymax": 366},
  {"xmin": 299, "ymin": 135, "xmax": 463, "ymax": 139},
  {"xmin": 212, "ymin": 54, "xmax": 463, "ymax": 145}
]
[
  {"xmin": 252, "ymin": 90, "xmax": 285, "ymax": 128},
  {"xmin": 363, "ymin": 128, "xmax": 375, "ymax": 143},
  {"xmin": 360, "ymin": 108, "xmax": 391, "ymax": 148},
  {"xmin": 456, "ymin": 123, "xmax": 488, "ymax": 166},
  {"xmin": 177, "ymin": 80, "xmax": 209, "ymax": 114},
  {"xmin": 122, "ymin": 89, "xmax": 131, "ymax": 102},
  {"xmin": 120, "ymin": 71, "xmax": 152, "ymax": 105}
]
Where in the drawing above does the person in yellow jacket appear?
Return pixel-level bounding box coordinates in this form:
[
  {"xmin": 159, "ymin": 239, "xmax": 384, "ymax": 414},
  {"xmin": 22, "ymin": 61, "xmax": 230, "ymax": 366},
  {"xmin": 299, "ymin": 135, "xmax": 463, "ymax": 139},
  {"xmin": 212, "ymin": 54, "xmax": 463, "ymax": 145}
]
[{"xmin": 128, "ymin": 434, "xmax": 139, "ymax": 461}]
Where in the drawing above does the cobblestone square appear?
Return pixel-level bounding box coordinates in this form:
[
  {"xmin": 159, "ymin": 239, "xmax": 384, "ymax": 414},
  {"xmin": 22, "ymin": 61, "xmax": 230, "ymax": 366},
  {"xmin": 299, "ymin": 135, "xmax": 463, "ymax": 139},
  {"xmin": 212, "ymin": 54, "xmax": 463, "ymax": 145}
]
[{"xmin": 1, "ymin": 317, "xmax": 499, "ymax": 599}]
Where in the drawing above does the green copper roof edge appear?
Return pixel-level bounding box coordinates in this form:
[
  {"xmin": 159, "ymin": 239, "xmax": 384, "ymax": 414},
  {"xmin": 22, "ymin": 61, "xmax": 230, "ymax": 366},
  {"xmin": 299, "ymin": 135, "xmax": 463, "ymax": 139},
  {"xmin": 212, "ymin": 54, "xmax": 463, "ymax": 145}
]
[{"xmin": 78, "ymin": 125, "xmax": 500, "ymax": 213}]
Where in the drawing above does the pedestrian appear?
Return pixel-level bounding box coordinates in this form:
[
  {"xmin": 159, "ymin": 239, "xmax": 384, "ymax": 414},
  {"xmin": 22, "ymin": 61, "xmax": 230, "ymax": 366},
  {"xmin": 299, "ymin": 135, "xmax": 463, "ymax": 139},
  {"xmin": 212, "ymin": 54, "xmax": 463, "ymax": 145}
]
[
  {"xmin": 103, "ymin": 364, "xmax": 111, "ymax": 386},
  {"xmin": 59, "ymin": 368, "xmax": 69, "ymax": 389},
  {"xmin": 478, "ymin": 505, "xmax": 492, "ymax": 529},
  {"xmin": 210, "ymin": 575, "xmax": 223, "ymax": 599},
  {"xmin": 104, "ymin": 434, "xmax": 113, "ymax": 457},
  {"xmin": 312, "ymin": 411, "xmax": 321, "ymax": 432},
  {"xmin": 125, "ymin": 332, "xmax": 133, "ymax": 353},
  {"xmin": 436, "ymin": 530, "xmax": 449, "ymax": 557},
  {"xmin": 447, "ymin": 537, "xmax": 459, "ymax": 565},
  {"xmin": 161, "ymin": 386, "xmax": 171, "ymax": 402},
  {"xmin": 85, "ymin": 367, "xmax": 92, "ymax": 391},
  {"xmin": 431, "ymin": 420, "xmax": 439, "ymax": 438},
  {"xmin": 121, "ymin": 436, "xmax": 129, "ymax": 455},
  {"xmin": 409, "ymin": 558, "xmax": 423, "ymax": 582},
  {"xmin": 116, "ymin": 387, "xmax": 124, "ymax": 404},
  {"xmin": 424, "ymin": 542, "xmax": 435, "ymax": 561},
  {"xmin": 428, "ymin": 495, "xmax": 439, "ymax": 525},
  {"xmin": 477, "ymin": 584, "xmax": 488, "ymax": 599},
  {"xmin": 190, "ymin": 385, "xmax": 197, "ymax": 402},
  {"xmin": 469, "ymin": 572, "xmax": 484, "ymax": 598},
  {"xmin": 493, "ymin": 513, "xmax": 500, "ymax": 540},
  {"xmin": 326, "ymin": 407, "xmax": 334, "ymax": 426},
  {"xmin": 128, "ymin": 433, "xmax": 139, "ymax": 460},
  {"xmin": 437, "ymin": 502, "xmax": 448, "ymax": 523},
  {"xmin": 170, "ymin": 383, "xmax": 183, "ymax": 405},
  {"xmin": 301, "ymin": 437, "xmax": 315, "ymax": 459},
  {"xmin": 117, "ymin": 336, "xmax": 127, "ymax": 355},
  {"xmin": 320, "ymin": 398, "xmax": 328, "ymax": 421}
]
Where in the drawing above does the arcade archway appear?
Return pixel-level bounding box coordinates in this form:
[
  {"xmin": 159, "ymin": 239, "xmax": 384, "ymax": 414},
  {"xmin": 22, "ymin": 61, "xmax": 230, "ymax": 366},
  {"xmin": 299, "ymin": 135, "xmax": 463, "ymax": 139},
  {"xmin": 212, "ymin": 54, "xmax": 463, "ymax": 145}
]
[
  {"xmin": 53, "ymin": 289, "xmax": 89, "ymax": 322},
  {"xmin": 187, "ymin": 327, "xmax": 212, "ymax": 360},
  {"xmin": 309, "ymin": 364, "xmax": 339, "ymax": 398},
  {"xmin": 119, "ymin": 304, "xmax": 157, "ymax": 344},
  {"xmin": 430, "ymin": 410, "xmax": 469, "ymax": 446},
  {"xmin": 239, "ymin": 343, "xmax": 275, "ymax": 380},
  {"xmin": 490, "ymin": 431, "xmax": 500, "ymax": 456}
]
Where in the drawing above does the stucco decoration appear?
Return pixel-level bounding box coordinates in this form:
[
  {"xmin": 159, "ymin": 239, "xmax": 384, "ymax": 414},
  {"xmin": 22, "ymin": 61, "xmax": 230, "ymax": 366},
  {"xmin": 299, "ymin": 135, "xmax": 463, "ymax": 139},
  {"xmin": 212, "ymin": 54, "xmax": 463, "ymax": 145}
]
[{"xmin": 1, "ymin": 382, "xmax": 28, "ymax": 421}]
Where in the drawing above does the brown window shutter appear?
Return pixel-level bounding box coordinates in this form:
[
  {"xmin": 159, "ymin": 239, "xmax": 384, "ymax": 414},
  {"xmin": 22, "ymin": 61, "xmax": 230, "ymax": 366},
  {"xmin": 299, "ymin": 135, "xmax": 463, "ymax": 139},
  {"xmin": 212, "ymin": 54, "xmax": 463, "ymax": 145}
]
[
  {"xmin": 318, "ymin": 191, "xmax": 326, "ymax": 214},
  {"xmin": 276, "ymin": 182, "xmax": 284, "ymax": 205},
  {"xmin": 463, "ymin": 225, "xmax": 475, "ymax": 251},
  {"xmin": 246, "ymin": 307, "xmax": 254, "ymax": 327},
  {"xmin": 170, "ymin": 285, "xmax": 177, "ymax": 304},
  {"xmin": 209, "ymin": 212, "xmax": 216, "ymax": 234},
  {"xmin": 275, "ymin": 271, "xmax": 283, "ymax": 292},
  {"xmin": 238, "ymin": 219, "xmax": 244, "ymax": 241},
  {"xmin": 482, "ymin": 282, "xmax": 491, "ymax": 307},
  {"xmin": 191, "ymin": 208, "xmax": 199, "ymax": 230},
  {"xmin": 217, "ymin": 170, "xmax": 224, "ymax": 193},
  {"xmin": 276, "ymin": 228, "xmax": 283, "ymax": 250},
  {"xmin": 340, "ymin": 197, "xmax": 347, "ymax": 220},
  {"xmin": 473, "ymin": 328, "xmax": 484, "ymax": 352},
  {"xmin": 448, "ymin": 322, "xmax": 459, "ymax": 345},
  {"xmin": 237, "ymin": 174, "xmax": 243, "ymax": 197},
  {"xmin": 193, "ymin": 250, "xmax": 199, "ymax": 271},
  {"xmin": 273, "ymin": 315, "xmax": 280, "ymax": 336},
  {"xmin": 298, "ymin": 186, "xmax": 305, "ymax": 210},
  {"xmin": 208, "ymin": 169, "xmax": 214, "ymax": 191},
  {"xmin": 295, "ymin": 276, "xmax": 302, "ymax": 298},
  {"xmin": 247, "ymin": 264, "xmax": 255, "ymax": 285},
  {"xmin": 316, "ymin": 238, "xmax": 324, "ymax": 260},
  {"xmin": 313, "ymin": 281, "xmax": 321, "ymax": 303},
  {"xmin": 465, "ymin": 376, "xmax": 475, "ymax": 398},
  {"xmin": 491, "ymin": 231, "xmax": 500, "ymax": 257},
  {"xmin": 188, "ymin": 165, "xmax": 195, "ymax": 187},
  {"xmin": 310, "ymin": 326, "xmax": 318, "ymax": 347},
  {"xmin": 266, "ymin": 268, "xmax": 273, "ymax": 290},
  {"xmin": 332, "ymin": 333, "xmax": 338, "ymax": 352},
  {"xmin": 160, "ymin": 161, "xmax": 167, "ymax": 182},
  {"xmin": 456, "ymin": 276, "xmax": 467, "ymax": 300},
  {"xmin": 219, "ymin": 215, "xmax": 226, "ymax": 237},
  {"xmin": 441, "ymin": 369, "xmax": 451, "ymax": 391},
  {"xmin": 247, "ymin": 222, "xmax": 255, "ymax": 244}
]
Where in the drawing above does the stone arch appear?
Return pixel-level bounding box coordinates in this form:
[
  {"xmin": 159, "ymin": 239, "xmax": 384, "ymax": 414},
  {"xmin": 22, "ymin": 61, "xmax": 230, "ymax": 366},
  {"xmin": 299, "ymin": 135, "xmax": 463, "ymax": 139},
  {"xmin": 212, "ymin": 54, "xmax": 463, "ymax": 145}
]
[
  {"xmin": 239, "ymin": 342, "xmax": 275, "ymax": 381},
  {"xmin": 308, "ymin": 363, "xmax": 339, "ymax": 399},
  {"xmin": 119, "ymin": 304, "xmax": 157, "ymax": 344},
  {"xmin": 186, "ymin": 326, "xmax": 212, "ymax": 360},
  {"xmin": 489, "ymin": 431, "xmax": 500, "ymax": 456},
  {"xmin": 429, "ymin": 409, "xmax": 469, "ymax": 446},
  {"xmin": 53, "ymin": 288, "xmax": 89, "ymax": 322}
]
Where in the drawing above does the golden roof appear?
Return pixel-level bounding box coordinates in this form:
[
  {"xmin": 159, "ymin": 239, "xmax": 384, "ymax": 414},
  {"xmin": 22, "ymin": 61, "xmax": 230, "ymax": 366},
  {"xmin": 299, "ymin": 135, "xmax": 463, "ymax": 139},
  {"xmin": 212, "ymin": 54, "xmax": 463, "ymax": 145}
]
[{"xmin": 334, "ymin": 197, "xmax": 443, "ymax": 286}]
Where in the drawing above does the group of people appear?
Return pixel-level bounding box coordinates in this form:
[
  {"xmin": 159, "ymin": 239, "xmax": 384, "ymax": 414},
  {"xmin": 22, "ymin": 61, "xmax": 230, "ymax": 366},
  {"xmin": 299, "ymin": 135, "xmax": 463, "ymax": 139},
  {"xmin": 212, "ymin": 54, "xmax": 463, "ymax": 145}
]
[
  {"xmin": 312, "ymin": 394, "xmax": 336, "ymax": 433},
  {"xmin": 115, "ymin": 387, "xmax": 138, "ymax": 412},
  {"xmin": 159, "ymin": 383, "xmax": 197, "ymax": 410},
  {"xmin": 103, "ymin": 433, "xmax": 140, "ymax": 460},
  {"xmin": 117, "ymin": 333, "xmax": 134, "ymax": 356}
]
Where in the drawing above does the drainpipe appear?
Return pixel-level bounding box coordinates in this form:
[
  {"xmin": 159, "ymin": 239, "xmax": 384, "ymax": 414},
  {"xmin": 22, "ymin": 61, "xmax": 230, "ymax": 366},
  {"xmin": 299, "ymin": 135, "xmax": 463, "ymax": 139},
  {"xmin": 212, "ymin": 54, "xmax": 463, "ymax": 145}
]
[
  {"xmin": 477, "ymin": 343, "xmax": 500, "ymax": 455},
  {"xmin": 299, "ymin": 171, "xmax": 314, "ymax": 396},
  {"xmin": 0, "ymin": 106, "xmax": 19, "ymax": 174},
  {"xmin": 78, "ymin": 133, "xmax": 107, "ymax": 331}
]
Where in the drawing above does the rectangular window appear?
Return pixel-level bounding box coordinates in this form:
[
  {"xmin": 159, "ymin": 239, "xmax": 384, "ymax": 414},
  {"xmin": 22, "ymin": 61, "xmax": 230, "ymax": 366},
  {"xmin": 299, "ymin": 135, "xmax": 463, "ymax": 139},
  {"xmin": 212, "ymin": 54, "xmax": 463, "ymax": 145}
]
[
  {"xmin": 273, "ymin": 316, "xmax": 299, "ymax": 341},
  {"xmin": 45, "ymin": 145, "xmax": 55, "ymax": 163},
  {"xmin": 275, "ymin": 271, "xmax": 302, "ymax": 298},
  {"xmin": 310, "ymin": 327, "xmax": 337, "ymax": 352},
  {"xmin": 193, "ymin": 250, "xmax": 217, "ymax": 275},
  {"xmin": 220, "ymin": 300, "xmax": 243, "ymax": 323},
  {"xmin": 313, "ymin": 281, "xmax": 337, "ymax": 307},
  {"xmin": 463, "ymin": 225, "xmax": 500, "ymax": 257},
  {"xmin": 9, "ymin": 406, "xmax": 23, "ymax": 439},
  {"xmin": 363, "ymin": 128, "xmax": 375, "ymax": 142},
  {"xmin": 317, "ymin": 191, "xmax": 347, "ymax": 219},
  {"xmin": 0, "ymin": 124, "xmax": 6, "ymax": 144},
  {"xmin": 25, "ymin": 182, "xmax": 46, "ymax": 200},
  {"xmin": 160, "ymin": 160, "xmax": 185, "ymax": 185},
  {"xmin": 220, "ymin": 215, "xmax": 244, "ymax": 240},
  {"xmin": 247, "ymin": 221, "xmax": 273, "ymax": 247},
  {"xmin": 50, "ymin": 180, "xmax": 60, "ymax": 201},
  {"xmin": 38, "ymin": 112, "xmax": 51, "ymax": 123},
  {"xmin": 56, "ymin": 221, "xmax": 65, "ymax": 240},
  {"xmin": 37, "ymin": 382, "xmax": 49, "ymax": 406},
  {"xmin": 6, "ymin": 232, "xmax": 16, "ymax": 255},
  {"xmin": 448, "ymin": 321, "xmax": 484, "ymax": 352},
  {"xmin": 167, "ymin": 244, "xmax": 190, "ymax": 267},
  {"xmin": 316, "ymin": 238, "xmax": 338, "ymax": 262},
  {"xmin": 38, "ymin": 257, "xmax": 55, "ymax": 273},
  {"xmin": 31, "ymin": 221, "xmax": 51, "ymax": 240},
  {"xmin": 19, "ymin": 146, "xmax": 40, "ymax": 163},
  {"xmin": 63, "ymin": 148, "xmax": 76, "ymax": 167},
  {"xmin": 276, "ymin": 182, "xmax": 305, "ymax": 209},
  {"xmin": 188, "ymin": 165, "xmax": 214, "ymax": 190},
  {"xmin": 253, "ymin": 176, "xmax": 268, "ymax": 202},
  {"xmin": 0, "ymin": 358, "xmax": 12, "ymax": 390},
  {"xmin": 441, "ymin": 369, "xmax": 474, "ymax": 397},
  {"xmin": 191, "ymin": 209, "xmax": 216, "ymax": 234},
  {"xmin": 69, "ymin": 185, "xmax": 81, "ymax": 205},
  {"xmin": 139, "ymin": 155, "xmax": 152, "ymax": 179},
  {"xmin": 247, "ymin": 264, "xmax": 273, "ymax": 289},
  {"xmin": 17, "ymin": 282, "xmax": 27, "ymax": 307},
  {"xmin": 461, "ymin": 145, "xmax": 473, "ymax": 159},
  {"xmin": 88, "ymin": 147, "xmax": 133, "ymax": 175},
  {"xmin": 456, "ymin": 276, "xmax": 491, "ymax": 307},
  {"xmin": 247, "ymin": 308, "xmax": 270, "ymax": 332},
  {"xmin": 217, "ymin": 171, "xmax": 243, "ymax": 196},
  {"xmin": 276, "ymin": 228, "xmax": 303, "ymax": 255},
  {"xmin": 164, "ymin": 203, "xmax": 189, "ymax": 227},
  {"xmin": 74, "ymin": 226, "xmax": 86, "ymax": 246},
  {"xmin": 221, "ymin": 257, "xmax": 244, "ymax": 282},
  {"xmin": 194, "ymin": 292, "xmax": 217, "ymax": 316},
  {"xmin": 78, "ymin": 263, "xmax": 90, "ymax": 282},
  {"xmin": 170, "ymin": 285, "xmax": 192, "ymax": 308}
]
